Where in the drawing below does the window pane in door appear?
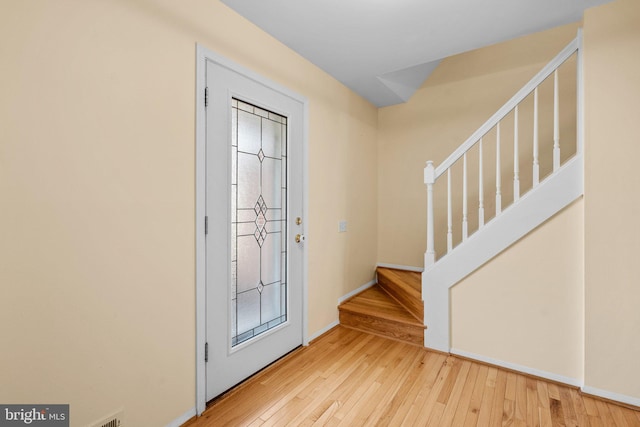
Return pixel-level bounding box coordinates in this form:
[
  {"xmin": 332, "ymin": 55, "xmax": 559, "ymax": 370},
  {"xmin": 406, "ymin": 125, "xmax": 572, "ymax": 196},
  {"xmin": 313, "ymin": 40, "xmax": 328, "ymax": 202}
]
[{"xmin": 231, "ymin": 98, "xmax": 288, "ymax": 347}]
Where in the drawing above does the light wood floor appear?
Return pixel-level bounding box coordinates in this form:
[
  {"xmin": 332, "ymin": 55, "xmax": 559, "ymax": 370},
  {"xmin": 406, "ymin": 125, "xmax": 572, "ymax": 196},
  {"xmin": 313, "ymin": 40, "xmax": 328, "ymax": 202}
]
[{"xmin": 190, "ymin": 326, "xmax": 640, "ymax": 426}]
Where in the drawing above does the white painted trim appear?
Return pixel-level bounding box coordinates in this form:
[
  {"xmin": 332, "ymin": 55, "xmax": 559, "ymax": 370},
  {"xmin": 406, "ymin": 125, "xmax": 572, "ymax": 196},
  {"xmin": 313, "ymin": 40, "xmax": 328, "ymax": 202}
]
[
  {"xmin": 575, "ymin": 27, "xmax": 586, "ymax": 394},
  {"xmin": 451, "ymin": 348, "xmax": 582, "ymax": 388},
  {"xmin": 195, "ymin": 43, "xmax": 309, "ymax": 415},
  {"xmin": 424, "ymin": 155, "xmax": 584, "ymax": 351},
  {"xmin": 581, "ymin": 386, "xmax": 640, "ymax": 408},
  {"xmin": 165, "ymin": 407, "xmax": 196, "ymax": 427},
  {"xmin": 338, "ymin": 280, "xmax": 376, "ymax": 304},
  {"xmin": 195, "ymin": 44, "xmax": 207, "ymax": 417},
  {"xmin": 309, "ymin": 320, "xmax": 340, "ymax": 342},
  {"xmin": 302, "ymin": 99, "xmax": 310, "ymax": 346},
  {"xmin": 376, "ymin": 263, "xmax": 424, "ymax": 273},
  {"xmin": 435, "ymin": 37, "xmax": 579, "ymax": 178}
]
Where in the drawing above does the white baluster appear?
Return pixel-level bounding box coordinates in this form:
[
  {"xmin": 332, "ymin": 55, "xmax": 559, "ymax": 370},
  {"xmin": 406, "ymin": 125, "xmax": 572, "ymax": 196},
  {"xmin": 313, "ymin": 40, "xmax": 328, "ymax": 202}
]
[
  {"xmin": 513, "ymin": 106, "xmax": 520, "ymax": 201},
  {"xmin": 553, "ymin": 69, "xmax": 560, "ymax": 171},
  {"xmin": 447, "ymin": 168, "xmax": 452, "ymax": 252},
  {"xmin": 533, "ymin": 87, "xmax": 540, "ymax": 186},
  {"xmin": 424, "ymin": 161, "xmax": 436, "ymax": 267},
  {"xmin": 478, "ymin": 138, "xmax": 484, "ymax": 228},
  {"xmin": 462, "ymin": 152, "xmax": 468, "ymax": 241},
  {"xmin": 496, "ymin": 123, "xmax": 502, "ymax": 215}
]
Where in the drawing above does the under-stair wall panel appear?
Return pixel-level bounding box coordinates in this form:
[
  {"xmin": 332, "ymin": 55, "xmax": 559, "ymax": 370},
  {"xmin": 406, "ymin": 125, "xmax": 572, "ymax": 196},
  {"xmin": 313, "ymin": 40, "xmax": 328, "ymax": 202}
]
[{"xmin": 451, "ymin": 199, "xmax": 584, "ymax": 384}]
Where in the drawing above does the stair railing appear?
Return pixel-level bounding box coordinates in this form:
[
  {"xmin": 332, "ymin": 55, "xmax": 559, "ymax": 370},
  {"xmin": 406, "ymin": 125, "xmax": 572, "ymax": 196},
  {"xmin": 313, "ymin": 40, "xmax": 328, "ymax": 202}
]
[{"xmin": 424, "ymin": 33, "xmax": 582, "ymax": 269}]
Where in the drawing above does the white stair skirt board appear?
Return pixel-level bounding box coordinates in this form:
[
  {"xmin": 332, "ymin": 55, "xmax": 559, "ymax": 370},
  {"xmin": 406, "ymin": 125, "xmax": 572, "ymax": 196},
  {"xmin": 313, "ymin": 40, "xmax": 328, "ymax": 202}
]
[
  {"xmin": 376, "ymin": 263, "xmax": 424, "ymax": 273},
  {"xmin": 165, "ymin": 407, "xmax": 196, "ymax": 427},
  {"xmin": 423, "ymin": 155, "xmax": 584, "ymax": 352},
  {"xmin": 581, "ymin": 386, "xmax": 640, "ymax": 408},
  {"xmin": 451, "ymin": 348, "xmax": 582, "ymax": 388}
]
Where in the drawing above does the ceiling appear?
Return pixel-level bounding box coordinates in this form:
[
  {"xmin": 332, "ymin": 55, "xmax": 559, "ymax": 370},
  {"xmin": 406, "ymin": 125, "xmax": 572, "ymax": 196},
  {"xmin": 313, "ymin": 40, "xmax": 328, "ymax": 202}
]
[{"xmin": 221, "ymin": 0, "xmax": 610, "ymax": 107}]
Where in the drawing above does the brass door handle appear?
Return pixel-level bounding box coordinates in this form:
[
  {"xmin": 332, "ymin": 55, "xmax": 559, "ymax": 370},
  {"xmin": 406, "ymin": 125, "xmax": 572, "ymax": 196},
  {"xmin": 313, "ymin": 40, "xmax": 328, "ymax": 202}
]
[{"xmin": 295, "ymin": 234, "xmax": 305, "ymax": 243}]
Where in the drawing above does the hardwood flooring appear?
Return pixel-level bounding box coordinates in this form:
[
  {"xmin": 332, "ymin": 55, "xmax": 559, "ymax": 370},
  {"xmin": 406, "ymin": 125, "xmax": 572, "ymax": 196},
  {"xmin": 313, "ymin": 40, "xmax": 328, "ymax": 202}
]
[{"xmin": 190, "ymin": 326, "xmax": 640, "ymax": 426}]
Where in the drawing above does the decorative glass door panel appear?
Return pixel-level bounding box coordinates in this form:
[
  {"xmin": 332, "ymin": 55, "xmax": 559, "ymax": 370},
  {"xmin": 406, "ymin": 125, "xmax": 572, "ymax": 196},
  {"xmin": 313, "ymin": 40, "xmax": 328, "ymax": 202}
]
[{"xmin": 231, "ymin": 99, "xmax": 287, "ymax": 347}]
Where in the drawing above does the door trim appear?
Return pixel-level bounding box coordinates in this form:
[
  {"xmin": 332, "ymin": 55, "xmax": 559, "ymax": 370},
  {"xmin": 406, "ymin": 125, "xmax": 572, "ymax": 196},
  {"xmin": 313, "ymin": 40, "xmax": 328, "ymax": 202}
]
[{"xmin": 195, "ymin": 44, "xmax": 309, "ymax": 415}]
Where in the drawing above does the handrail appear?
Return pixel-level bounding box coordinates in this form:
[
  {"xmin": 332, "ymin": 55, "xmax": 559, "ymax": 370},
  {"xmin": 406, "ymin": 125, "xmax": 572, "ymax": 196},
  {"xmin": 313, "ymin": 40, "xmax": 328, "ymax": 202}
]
[{"xmin": 434, "ymin": 37, "xmax": 579, "ymax": 180}]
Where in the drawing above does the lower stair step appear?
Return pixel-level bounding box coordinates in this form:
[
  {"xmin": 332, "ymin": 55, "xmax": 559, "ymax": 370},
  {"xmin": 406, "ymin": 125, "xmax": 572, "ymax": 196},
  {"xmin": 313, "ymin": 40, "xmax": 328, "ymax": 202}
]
[{"xmin": 339, "ymin": 285, "xmax": 426, "ymax": 346}]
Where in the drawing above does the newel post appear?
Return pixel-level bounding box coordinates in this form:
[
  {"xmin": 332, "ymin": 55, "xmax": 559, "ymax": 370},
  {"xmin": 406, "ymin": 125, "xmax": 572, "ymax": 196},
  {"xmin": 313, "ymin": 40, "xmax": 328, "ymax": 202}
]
[{"xmin": 424, "ymin": 161, "xmax": 436, "ymax": 268}]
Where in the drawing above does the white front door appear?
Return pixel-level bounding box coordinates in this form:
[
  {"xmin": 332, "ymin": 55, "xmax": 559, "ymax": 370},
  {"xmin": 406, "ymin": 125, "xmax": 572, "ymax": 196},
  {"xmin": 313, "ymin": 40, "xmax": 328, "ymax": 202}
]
[{"xmin": 204, "ymin": 58, "xmax": 305, "ymax": 401}]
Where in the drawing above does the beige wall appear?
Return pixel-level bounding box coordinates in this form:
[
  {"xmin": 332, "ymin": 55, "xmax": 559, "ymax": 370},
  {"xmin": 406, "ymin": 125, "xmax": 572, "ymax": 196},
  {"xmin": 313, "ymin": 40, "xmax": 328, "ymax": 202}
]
[
  {"xmin": 583, "ymin": 0, "xmax": 640, "ymax": 400},
  {"xmin": 378, "ymin": 23, "xmax": 580, "ymax": 267},
  {"xmin": 0, "ymin": 1, "xmax": 377, "ymax": 426},
  {"xmin": 452, "ymin": 200, "xmax": 584, "ymax": 380}
]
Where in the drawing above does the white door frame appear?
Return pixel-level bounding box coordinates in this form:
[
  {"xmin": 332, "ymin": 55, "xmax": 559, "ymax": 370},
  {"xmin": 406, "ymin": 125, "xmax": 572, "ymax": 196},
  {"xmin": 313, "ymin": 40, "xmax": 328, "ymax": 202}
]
[{"xmin": 195, "ymin": 44, "xmax": 309, "ymax": 415}]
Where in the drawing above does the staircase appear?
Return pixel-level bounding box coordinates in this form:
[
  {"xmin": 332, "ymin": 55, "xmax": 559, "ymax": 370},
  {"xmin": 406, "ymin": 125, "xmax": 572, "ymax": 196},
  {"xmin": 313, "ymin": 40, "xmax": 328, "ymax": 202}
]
[
  {"xmin": 338, "ymin": 267, "xmax": 426, "ymax": 346},
  {"xmin": 423, "ymin": 33, "xmax": 584, "ymax": 352},
  {"xmin": 339, "ymin": 33, "xmax": 584, "ymax": 352}
]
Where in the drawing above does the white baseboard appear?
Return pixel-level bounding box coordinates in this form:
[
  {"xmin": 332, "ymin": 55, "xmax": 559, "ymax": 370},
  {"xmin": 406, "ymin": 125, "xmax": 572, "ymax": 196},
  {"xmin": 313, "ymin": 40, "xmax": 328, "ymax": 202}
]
[
  {"xmin": 450, "ymin": 348, "xmax": 582, "ymax": 388},
  {"xmin": 377, "ymin": 263, "xmax": 424, "ymax": 272},
  {"xmin": 337, "ymin": 279, "xmax": 376, "ymax": 304},
  {"xmin": 309, "ymin": 320, "xmax": 339, "ymax": 342},
  {"xmin": 581, "ymin": 385, "xmax": 640, "ymax": 408},
  {"xmin": 306, "ymin": 279, "xmax": 379, "ymax": 343},
  {"xmin": 166, "ymin": 407, "xmax": 196, "ymax": 427}
]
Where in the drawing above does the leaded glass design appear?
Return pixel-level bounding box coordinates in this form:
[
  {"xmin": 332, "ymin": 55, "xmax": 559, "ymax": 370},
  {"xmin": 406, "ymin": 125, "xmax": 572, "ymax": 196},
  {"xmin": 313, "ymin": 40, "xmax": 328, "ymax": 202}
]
[{"xmin": 231, "ymin": 98, "xmax": 288, "ymax": 347}]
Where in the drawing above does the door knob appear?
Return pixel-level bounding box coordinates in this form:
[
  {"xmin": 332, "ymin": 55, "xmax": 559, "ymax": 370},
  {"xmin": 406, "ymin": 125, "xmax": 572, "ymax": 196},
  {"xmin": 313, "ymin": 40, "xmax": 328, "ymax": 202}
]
[{"xmin": 295, "ymin": 234, "xmax": 305, "ymax": 243}]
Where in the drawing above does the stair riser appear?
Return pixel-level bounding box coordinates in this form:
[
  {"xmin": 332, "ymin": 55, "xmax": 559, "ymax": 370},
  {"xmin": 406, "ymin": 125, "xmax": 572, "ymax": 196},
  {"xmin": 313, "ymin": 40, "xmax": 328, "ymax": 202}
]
[
  {"xmin": 339, "ymin": 310, "xmax": 424, "ymax": 347},
  {"xmin": 377, "ymin": 273, "xmax": 424, "ymax": 321}
]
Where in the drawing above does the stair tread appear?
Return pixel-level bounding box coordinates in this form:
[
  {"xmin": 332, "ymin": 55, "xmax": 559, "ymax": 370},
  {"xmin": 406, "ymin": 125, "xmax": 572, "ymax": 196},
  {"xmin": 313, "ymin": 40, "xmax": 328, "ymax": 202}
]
[{"xmin": 339, "ymin": 285, "xmax": 425, "ymax": 328}]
